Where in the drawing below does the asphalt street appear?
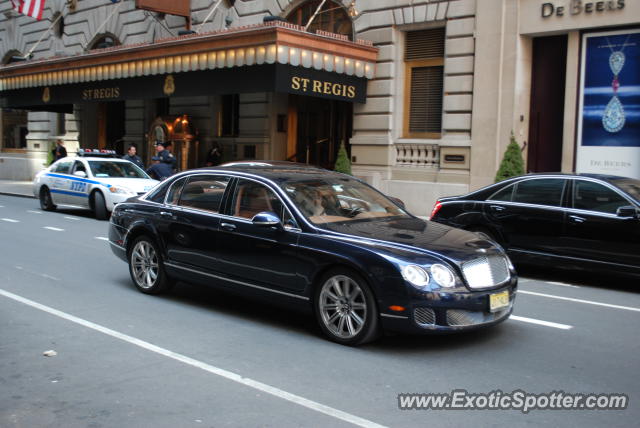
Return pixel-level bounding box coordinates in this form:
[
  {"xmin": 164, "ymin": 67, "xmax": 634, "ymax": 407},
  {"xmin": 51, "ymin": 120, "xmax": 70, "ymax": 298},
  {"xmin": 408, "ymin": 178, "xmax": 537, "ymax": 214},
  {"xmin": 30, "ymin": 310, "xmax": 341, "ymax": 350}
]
[{"xmin": 1, "ymin": 194, "xmax": 639, "ymax": 427}]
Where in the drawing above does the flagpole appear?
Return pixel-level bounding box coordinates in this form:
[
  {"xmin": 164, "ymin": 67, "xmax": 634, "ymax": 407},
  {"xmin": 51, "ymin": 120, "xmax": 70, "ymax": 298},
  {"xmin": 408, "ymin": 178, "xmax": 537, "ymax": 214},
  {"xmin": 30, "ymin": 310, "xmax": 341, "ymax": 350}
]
[
  {"xmin": 84, "ymin": 0, "xmax": 123, "ymax": 51},
  {"xmin": 25, "ymin": 9, "xmax": 64, "ymax": 58}
]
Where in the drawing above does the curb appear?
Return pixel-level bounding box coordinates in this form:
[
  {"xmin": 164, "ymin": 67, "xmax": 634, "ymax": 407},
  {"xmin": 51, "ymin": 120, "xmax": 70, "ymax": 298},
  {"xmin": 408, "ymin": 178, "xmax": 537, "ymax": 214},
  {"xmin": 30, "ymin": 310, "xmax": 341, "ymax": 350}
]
[{"xmin": 0, "ymin": 191, "xmax": 36, "ymax": 199}]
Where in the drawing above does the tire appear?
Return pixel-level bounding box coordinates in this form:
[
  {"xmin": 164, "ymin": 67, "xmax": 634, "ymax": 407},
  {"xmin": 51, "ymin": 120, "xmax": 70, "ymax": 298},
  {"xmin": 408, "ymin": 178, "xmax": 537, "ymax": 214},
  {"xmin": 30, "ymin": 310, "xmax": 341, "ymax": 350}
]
[
  {"xmin": 128, "ymin": 236, "xmax": 174, "ymax": 295},
  {"xmin": 39, "ymin": 187, "xmax": 56, "ymax": 211},
  {"xmin": 93, "ymin": 191, "xmax": 109, "ymax": 220},
  {"xmin": 314, "ymin": 268, "xmax": 379, "ymax": 346}
]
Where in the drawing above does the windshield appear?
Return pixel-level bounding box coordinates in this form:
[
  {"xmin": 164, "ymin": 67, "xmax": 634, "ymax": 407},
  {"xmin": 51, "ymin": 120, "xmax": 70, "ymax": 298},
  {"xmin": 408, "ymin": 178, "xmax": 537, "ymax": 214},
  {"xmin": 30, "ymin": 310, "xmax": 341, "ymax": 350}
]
[
  {"xmin": 610, "ymin": 177, "xmax": 640, "ymax": 202},
  {"xmin": 280, "ymin": 176, "xmax": 409, "ymax": 226},
  {"xmin": 88, "ymin": 160, "xmax": 150, "ymax": 179}
]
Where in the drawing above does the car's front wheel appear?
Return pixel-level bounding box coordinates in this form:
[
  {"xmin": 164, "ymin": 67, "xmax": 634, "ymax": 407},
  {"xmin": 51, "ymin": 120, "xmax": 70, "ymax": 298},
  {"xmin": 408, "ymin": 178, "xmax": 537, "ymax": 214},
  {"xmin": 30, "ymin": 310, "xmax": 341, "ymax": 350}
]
[
  {"xmin": 314, "ymin": 268, "xmax": 379, "ymax": 346},
  {"xmin": 39, "ymin": 187, "xmax": 56, "ymax": 211},
  {"xmin": 128, "ymin": 236, "xmax": 173, "ymax": 294},
  {"xmin": 93, "ymin": 191, "xmax": 109, "ymax": 220}
]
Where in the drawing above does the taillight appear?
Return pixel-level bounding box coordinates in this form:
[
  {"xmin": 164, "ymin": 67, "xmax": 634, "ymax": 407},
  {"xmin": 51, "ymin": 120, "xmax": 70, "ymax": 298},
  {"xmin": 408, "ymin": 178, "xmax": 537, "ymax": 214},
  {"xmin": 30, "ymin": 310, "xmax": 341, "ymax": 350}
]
[{"xmin": 429, "ymin": 201, "xmax": 442, "ymax": 219}]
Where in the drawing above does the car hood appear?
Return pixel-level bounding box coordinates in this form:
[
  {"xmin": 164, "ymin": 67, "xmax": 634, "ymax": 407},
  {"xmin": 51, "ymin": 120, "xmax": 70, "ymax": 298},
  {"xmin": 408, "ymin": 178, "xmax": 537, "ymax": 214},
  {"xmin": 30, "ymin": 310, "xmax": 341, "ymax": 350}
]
[
  {"xmin": 98, "ymin": 177, "xmax": 159, "ymax": 193},
  {"xmin": 319, "ymin": 216, "xmax": 504, "ymax": 265}
]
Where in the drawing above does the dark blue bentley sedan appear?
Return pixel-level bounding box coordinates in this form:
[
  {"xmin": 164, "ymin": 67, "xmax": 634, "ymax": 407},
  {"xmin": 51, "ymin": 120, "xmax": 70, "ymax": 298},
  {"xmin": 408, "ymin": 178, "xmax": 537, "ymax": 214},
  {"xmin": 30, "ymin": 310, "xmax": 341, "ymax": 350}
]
[{"xmin": 108, "ymin": 163, "xmax": 517, "ymax": 345}]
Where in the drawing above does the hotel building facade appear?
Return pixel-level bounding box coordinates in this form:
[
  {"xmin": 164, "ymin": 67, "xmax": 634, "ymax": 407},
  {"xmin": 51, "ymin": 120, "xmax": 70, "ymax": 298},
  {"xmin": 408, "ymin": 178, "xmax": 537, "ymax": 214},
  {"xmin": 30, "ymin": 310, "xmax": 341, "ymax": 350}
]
[{"xmin": 1, "ymin": 0, "xmax": 638, "ymax": 215}]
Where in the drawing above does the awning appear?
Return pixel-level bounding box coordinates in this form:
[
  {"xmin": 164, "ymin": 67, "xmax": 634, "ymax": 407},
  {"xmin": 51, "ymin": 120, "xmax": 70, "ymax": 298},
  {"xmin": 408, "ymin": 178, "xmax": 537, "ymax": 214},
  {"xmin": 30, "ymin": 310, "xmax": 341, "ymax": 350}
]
[{"xmin": 0, "ymin": 21, "xmax": 377, "ymax": 109}]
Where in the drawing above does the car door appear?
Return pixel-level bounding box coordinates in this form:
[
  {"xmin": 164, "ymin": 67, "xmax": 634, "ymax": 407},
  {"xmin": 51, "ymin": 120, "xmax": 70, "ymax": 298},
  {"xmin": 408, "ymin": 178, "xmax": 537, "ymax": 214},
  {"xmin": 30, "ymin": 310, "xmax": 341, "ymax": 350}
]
[
  {"xmin": 48, "ymin": 159, "xmax": 75, "ymax": 205},
  {"xmin": 563, "ymin": 178, "xmax": 640, "ymax": 268},
  {"xmin": 67, "ymin": 160, "xmax": 90, "ymax": 208},
  {"xmin": 156, "ymin": 174, "xmax": 230, "ymax": 270},
  {"xmin": 214, "ymin": 178, "xmax": 306, "ymax": 293},
  {"xmin": 484, "ymin": 177, "xmax": 567, "ymax": 256}
]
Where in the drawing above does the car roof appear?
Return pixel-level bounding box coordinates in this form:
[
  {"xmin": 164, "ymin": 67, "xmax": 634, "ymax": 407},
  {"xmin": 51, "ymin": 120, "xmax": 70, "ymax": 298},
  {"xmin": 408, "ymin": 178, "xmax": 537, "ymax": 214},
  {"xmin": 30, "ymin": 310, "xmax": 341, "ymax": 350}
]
[
  {"xmin": 68, "ymin": 157, "xmax": 130, "ymax": 162},
  {"xmin": 195, "ymin": 162, "xmax": 346, "ymax": 182},
  {"xmin": 516, "ymin": 172, "xmax": 632, "ymax": 181}
]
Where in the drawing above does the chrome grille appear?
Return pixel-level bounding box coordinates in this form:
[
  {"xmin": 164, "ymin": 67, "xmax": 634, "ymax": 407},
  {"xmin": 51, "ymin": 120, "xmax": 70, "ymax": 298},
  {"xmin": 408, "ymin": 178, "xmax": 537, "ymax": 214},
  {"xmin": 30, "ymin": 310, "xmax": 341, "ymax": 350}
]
[
  {"xmin": 446, "ymin": 308, "xmax": 510, "ymax": 326},
  {"xmin": 462, "ymin": 255, "xmax": 510, "ymax": 289},
  {"xmin": 414, "ymin": 308, "xmax": 436, "ymax": 326}
]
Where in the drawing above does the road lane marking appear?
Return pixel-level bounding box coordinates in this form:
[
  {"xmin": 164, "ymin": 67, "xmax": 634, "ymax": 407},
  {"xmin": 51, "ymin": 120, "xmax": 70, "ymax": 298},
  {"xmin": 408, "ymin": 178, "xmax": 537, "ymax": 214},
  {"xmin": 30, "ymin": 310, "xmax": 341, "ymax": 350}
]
[
  {"xmin": 519, "ymin": 290, "xmax": 640, "ymax": 313},
  {"xmin": 14, "ymin": 266, "xmax": 60, "ymax": 281},
  {"xmin": 64, "ymin": 216, "xmax": 80, "ymax": 221},
  {"xmin": 545, "ymin": 281, "xmax": 580, "ymax": 289},
  {"xmin": 1, "ymin": 218, "xmax": 19, "ymax": 223},
  {"xmin": 95, "ymin": 237, "xmax": 109, "ymax": 241},
  {"xmin": 0, "ymin": 288, "xmax": 386, "ymax": 428},
  {"xmin": 27, "ymin": 210, "xmax": 42, "ymax": 214},
  {"xmin": 43, "ymin": 226, "xmax": 64, "ymax": 231},
  {"xmin": 510, "ymin": 315, "xmax": 573, "ymax": 330}
]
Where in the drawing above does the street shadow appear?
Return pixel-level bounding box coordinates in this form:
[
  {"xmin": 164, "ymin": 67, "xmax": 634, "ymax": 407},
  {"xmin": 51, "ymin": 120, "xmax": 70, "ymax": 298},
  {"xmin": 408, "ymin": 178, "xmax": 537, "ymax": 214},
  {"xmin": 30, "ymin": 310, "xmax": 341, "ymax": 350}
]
[
  {"xmin": 157, "ymin": 280, "xmax": 321, "ymax": 340},
  {"xmin": 116, "ymin": 277, "xmax": 511, "ymax": 353},
  {"xmin": 49, "ymin": 206, "xmax": 102, "ymax": 220}
]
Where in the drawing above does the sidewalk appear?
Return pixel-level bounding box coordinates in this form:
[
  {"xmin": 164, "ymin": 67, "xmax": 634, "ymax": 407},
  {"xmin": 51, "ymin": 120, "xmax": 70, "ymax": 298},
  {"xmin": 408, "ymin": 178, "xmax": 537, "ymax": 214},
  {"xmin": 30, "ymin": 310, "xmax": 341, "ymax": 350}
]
[{"xmin": 0, "ymin": 180, "xmax": 35, "ymax": 199}]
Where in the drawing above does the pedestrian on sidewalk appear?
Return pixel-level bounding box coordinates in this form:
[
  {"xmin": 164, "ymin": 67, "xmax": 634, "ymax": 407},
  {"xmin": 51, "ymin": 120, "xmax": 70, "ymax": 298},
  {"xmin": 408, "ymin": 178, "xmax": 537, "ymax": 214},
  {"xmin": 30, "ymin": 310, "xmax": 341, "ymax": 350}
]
[
  {"xmin": 53, "ymin": 139, "xmax": 67, "ymax": 162},
  {"xmin": 122, "ymin": 144, "xmax": 145, "ymax": 169}
]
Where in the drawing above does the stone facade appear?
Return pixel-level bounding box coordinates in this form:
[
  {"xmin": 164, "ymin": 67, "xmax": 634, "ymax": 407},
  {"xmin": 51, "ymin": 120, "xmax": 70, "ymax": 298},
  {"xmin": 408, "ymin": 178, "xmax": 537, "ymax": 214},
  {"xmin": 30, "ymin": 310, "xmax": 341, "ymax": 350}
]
[{"xmin": 1, "ymin": 0, "xmax": 638, "ymax": 215}]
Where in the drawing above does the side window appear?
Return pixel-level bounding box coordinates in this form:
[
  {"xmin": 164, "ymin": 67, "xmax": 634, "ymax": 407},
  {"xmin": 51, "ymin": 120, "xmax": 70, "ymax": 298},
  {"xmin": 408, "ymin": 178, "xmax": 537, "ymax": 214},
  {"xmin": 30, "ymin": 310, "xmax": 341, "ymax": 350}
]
[
  {"xmin": 573, "ymin": 180, "xmax": 629, "ymax": 214},
  {"xmin": 165, "ymin": 177, "xmax": 187, "ymax": 205},
  {"xmin": 53, "ymin": 161, "xmax": 72, "ymax": 174},
  {"xmin": 232, "ymin": 179, "xmax": 297, "ymax": 227},
  {"xmin": 71, "ymin": 161, "xmax": 86, "ymax": 175},
  {"xmin": 147, "ymin": 182, "xmax": 169, "ymax": 203},
  {"xmin": 512, "ymin": 179, "xmax": 564, "ymax": 207},
  {"xmin": 488, "ymin": 184, "xmax": 515, "ymax": 202},
  {"xmin": 178, "ymin": 175, "xmax": 230, "ymax": 213}
]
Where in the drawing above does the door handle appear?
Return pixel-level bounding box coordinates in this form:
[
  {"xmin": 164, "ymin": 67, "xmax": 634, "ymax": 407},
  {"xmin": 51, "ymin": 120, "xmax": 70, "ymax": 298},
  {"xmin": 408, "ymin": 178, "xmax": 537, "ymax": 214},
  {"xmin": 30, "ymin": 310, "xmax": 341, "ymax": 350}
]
[
  {"xmin": 221, "ymin": 222, "xmax": 236, "ymax": 231},
  {"xmin": 569, "ymin": 215, "xmax": 586, "ymax": 224},
  {"xmin": 159, "ymin": 211, "xmax": 173, "ymax": 217},
  {"xmin": 490, "ymin": 205, "xmax": 506, "ymax": 212}
]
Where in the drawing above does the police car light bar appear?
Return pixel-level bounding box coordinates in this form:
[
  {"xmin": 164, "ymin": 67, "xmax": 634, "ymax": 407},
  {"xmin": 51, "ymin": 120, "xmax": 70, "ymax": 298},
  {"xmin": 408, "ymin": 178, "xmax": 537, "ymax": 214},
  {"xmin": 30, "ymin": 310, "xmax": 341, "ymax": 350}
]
[{"xmin": 77, "ymin": 149, "xmax": 118, "ymax": 157}]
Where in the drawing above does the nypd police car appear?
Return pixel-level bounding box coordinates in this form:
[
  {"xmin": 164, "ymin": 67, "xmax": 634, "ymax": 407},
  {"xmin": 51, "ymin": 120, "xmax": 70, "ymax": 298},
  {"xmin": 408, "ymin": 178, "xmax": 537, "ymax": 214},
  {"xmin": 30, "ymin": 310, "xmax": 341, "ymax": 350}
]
[{"xmin": 33, "ymin": 149, "xmax": 159, "ymax": 219}]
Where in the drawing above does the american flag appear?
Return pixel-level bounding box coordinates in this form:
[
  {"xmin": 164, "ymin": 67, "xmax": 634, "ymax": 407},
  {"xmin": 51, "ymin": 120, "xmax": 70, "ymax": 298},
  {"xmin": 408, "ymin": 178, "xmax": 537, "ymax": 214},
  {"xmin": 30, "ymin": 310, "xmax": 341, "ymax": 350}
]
[{"xmin": 11, "ymin": 0, "xmax": 47, "ymax": 20}]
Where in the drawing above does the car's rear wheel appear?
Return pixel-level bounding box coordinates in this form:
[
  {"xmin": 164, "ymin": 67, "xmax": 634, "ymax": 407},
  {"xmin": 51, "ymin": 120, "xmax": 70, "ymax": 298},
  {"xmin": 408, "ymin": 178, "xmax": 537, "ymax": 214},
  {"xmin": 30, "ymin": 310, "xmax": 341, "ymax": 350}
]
[
  {"xmin": 128, "ymin": 236, "xmax": 173, "ymax": 294},
  {"xmin": 39, "ymin": 187, "xmax": 56, "ymax": 211},
  {"xmin": 93, "ymin": 191, "xmax": 109, "ymax": 220},
  {"xmin": 314, "ymin": 268, "xmax": 379, "ymax": 346}
]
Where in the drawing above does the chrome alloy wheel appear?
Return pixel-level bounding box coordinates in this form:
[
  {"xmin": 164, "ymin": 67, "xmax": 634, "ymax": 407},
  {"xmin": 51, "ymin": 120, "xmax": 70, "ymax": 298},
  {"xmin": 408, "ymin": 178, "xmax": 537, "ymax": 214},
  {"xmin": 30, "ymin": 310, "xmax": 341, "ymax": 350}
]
[
  {"xmin": 131, "ymin": 240, "xmax": 159, "ymax": 289},
  {"xmin": 319, "ymin": 275, "xmax": 367, "ymax": 339}
]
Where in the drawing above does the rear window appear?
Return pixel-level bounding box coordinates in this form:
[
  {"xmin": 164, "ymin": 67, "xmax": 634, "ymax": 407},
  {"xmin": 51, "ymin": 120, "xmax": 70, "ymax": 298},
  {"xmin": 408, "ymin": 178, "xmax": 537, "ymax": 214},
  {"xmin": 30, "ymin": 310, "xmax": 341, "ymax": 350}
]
[
  {"xmin": 488, "ymin": 184, "xmax": 515, "ymax": 202},
  {"xmin": 178, "ymin": 175, "xmax": 230, "ymax": 213},
  {"xmin": 512, "ymin": 179, "xmax": 565, "ymax": 207},
  {"xmin": 52, "ymin": 161, "xmax": 72, "ymax": 174}
]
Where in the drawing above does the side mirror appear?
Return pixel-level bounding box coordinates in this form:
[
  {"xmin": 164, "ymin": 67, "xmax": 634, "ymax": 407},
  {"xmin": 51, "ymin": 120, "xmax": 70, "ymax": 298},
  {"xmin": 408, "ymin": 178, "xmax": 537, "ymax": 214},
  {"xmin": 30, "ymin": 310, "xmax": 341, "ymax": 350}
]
[
  {"xmin": 616, "ymin": 205, "xmax": 639, "ymax": 219},
  {"xmin": 73, "ymin": 170, "xmax": 87, "ymax": 178},
  {"xmin": 252, "ymin": 211, "xmax": 283, "ymax": 228}
]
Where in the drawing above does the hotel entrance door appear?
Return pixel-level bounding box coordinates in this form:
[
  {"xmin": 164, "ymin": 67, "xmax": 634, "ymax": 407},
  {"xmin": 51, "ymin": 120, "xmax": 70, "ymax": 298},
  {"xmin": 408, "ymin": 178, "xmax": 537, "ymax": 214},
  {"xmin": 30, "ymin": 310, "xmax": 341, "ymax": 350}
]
[{"xmin": 289, "ymin": 95, "xmax": 353, "ymax": 170}]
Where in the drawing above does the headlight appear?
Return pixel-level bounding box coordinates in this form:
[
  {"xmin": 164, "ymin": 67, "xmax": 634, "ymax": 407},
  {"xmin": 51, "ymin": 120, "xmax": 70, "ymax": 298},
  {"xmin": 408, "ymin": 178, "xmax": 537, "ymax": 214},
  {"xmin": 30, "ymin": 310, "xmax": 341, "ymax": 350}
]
[
  {"xmin": 401, "ymin": 265, "xmax": 430, "ymax": 289},
  {"xmin": 109, "ymin": 186, "xmax": 135, "ymax": 195},
  {"xmin": 506, "ymin": 256, "xmax": 515, "ymax": 271},
  {"xmin": 430, "ymin": 264, "xmax": 456, "ymax": 288}
]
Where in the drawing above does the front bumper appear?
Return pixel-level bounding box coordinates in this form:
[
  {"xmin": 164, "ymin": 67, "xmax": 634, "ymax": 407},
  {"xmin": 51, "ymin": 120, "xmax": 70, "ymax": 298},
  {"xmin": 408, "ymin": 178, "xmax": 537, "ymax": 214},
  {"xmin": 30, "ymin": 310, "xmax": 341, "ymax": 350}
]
[{"xmin": 380, "ymin": 283, "xmax": 517, "ymax": 334}]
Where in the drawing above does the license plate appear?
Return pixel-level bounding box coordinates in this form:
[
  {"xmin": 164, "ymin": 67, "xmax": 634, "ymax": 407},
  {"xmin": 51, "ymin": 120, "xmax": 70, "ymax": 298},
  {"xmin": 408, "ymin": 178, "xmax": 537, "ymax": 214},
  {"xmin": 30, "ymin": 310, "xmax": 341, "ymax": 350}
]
[{"xmin": 489, "ymin": 291, "xmax": 510, "ymax": 312}]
